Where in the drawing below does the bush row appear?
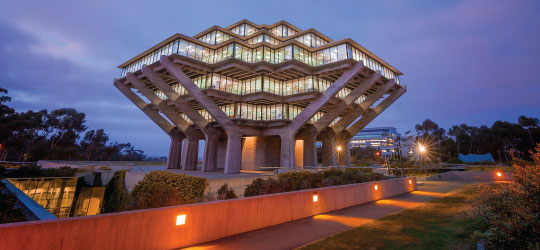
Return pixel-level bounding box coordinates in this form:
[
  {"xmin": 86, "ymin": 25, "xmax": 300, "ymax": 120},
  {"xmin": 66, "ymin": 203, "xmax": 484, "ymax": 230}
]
[{"xmin": 244, "ymin": 168, "xmax": 389, "ymax": 197}]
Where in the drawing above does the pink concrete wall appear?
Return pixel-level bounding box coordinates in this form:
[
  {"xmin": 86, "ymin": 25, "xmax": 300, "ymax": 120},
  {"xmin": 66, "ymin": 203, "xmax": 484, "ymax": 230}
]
[
  {"xmin": 425, "ymin": 171, "xmax": 513, "ymax": 181},
  {"xmin": 0, "ymin": 177, "xmax": 416, "ymax": 250}
]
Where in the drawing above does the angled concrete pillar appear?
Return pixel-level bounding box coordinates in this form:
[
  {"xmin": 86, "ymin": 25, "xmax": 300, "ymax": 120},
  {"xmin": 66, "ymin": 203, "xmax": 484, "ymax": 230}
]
[
  {"xmin": 285, "ymin": 61, "xmax": 366, "ymax": 133},
  {"xmin": 280, "ymin": 132, "xmax": 296, "ymax": 168},
  {"xmin": 346, "ymin": 87, "xmax": 406, "ymax": 136},
  {"xmin": 167, "ymin": 133, "xmax": 184, "ymax": 169},
  {"xmin": 314, "ymin": 72, "xmax": 380, "ymax": 133},
  {"xmin": 224, "ymin": 133, "xmax": 242, "ymax": 174},
  {"xmin": 161, "ymin": 56, "xmax": 243, "ymax": 173},
  {"xmin": 113, "ymin": 80, "xmax": 175, "ymax": 134},
  {"xmin": 202, "ymin": 127, "xmax": 219, "ymax": 172},
  {"xmin": 332, "ymin": 79, "xmax": 396, "ymax": 134}
]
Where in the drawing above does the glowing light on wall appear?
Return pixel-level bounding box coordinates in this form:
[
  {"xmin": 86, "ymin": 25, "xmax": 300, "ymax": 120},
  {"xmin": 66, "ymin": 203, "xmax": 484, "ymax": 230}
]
[
  {"xmin": 176, "ymin": 214, "xmax": 186, "ymax": 225},
  {"xmin": 374, "ymin": 185, "xmax": 378, "ymax": 191},
  {"xmin": 313, "ymin": 192, "xmax": 318, "ymax": 202},
  {"xmin": 497, "ymin": 172, "xmax": 502, "ymax": 177},
  {"xmin": 409, "ymin": 180, "xmax": 412, "ymax": 184}
]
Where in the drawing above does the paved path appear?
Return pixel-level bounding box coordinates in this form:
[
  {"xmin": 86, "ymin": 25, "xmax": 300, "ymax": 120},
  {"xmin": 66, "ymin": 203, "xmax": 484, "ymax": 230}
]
[{"xmin": 182, "ymin": 181, "xmax": 471, "ymax": 250}]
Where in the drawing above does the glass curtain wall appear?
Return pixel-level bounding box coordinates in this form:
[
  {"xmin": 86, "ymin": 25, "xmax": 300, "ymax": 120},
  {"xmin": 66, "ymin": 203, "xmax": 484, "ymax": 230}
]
[
  {"xmin": 198, "ymin": 30, "xmax": 232, "ymax": 45},
  {"xmin": 121, "ymin": 39, "xmax": 400, "ymax": 85},
  {"xmin": 293, "ymin": 33, "xmax": 329, "ymax": 48},
  {"xmin": 270, "ymin": 24, "xmax": 297, "ymax": 37},
  {"xmin": 230, "ymin": 23, "xmax": 258, "ymax": 36}
]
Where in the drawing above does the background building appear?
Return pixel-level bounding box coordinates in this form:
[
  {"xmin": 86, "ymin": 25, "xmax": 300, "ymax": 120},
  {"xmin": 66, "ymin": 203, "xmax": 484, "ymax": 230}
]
[
  {"xmin": 115, "ymin": 20, "xmax": 406, "ymax": 173},
  {"xmin": 350, "ymin": 127, "xmax": 416, "ymax": 159}
]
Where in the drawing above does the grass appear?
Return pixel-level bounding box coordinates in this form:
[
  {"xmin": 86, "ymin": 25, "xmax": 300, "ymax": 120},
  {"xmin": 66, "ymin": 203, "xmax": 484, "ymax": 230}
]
[{"xmin": 300, "ymin": 184, "xmax": 481, "ymax": 250}]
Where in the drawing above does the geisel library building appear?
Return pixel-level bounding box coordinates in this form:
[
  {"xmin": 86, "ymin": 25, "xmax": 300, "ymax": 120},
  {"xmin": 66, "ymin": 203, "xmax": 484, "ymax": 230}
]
[{"xmin": 114, "ymin": 20, "xmax": 406, "ymax": 174}]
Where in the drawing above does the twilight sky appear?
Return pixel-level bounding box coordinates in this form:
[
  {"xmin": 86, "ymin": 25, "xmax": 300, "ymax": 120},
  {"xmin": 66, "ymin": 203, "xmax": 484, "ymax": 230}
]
[{"xmin": 1, "ymin": 0, "xmax": 539, "ymax": 156}]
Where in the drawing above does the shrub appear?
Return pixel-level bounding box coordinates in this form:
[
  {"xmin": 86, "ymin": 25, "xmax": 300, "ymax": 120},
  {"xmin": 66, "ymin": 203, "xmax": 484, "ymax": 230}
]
[
  {"xmin": 102, "ymin": 170, "xmax": 128, "ymax": 213},
  {"xmin": 216, "ymin": 183, "xmax": 237, "ymax": 200},
  {"xmin": 126, "ymin": 183, "xmax": 184, "ymax": 210},
  {"xmin": 3, "ymin": 165, "xmax": 77, "ymax": 178},
  {"xmin": 244, "ymin": 169, "xmax": 389, "ymax": 197},
  {"xmin": 473, "ymin": 143, "xmax": 540, "ymax": 249},
  {"xmin": 447, "ymin": 157, "xmax": 463, "ymax": 164},
  {"xmin": 128, "ymin": 171, "xmax": 207, "ymax": 209}
]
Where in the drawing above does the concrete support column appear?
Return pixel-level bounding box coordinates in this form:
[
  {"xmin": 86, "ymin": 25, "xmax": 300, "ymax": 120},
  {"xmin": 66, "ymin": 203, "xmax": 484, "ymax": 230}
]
[
  {"xmin": 167, "ymin": 133, "xmax": 184, "ymax": 169},
  {"xmin": 321, "ymin": 132, "xmax": 337, "ymax": 167},
  {"xmin": 202, "ymin": 128, "xmax": 218, "ymax": 172},
  {"xmin": 280, "ymin": 132, "xmax": 296, "ymax": 168},
  {"xmin": 303, "ymin": 129, "xmax": 318, "ymax": 168},
  {"xmin": 181, "ymin": 138, "xmax": 199, "ymax": 171},
  {"xmin": 336, "ymin": 133, "xmax": 352, "ymax": 167},
  {"xmin": 224, "ymin": 133, "xmax": 242, "ymax": 174}
]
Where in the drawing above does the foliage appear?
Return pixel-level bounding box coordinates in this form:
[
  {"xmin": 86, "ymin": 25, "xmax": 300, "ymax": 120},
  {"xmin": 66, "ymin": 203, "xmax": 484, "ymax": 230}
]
[
  {"xmin": 1, "ymin": 165, "xmax": 77, "ymax": 178},
  {"xmin": 0, "ymin": 88, "xmax": 145, "ymax": 162},
  {"xmin": 350, "ymin": 147, "xmax": 379, "ymax": 162},
  {"xmin": 127, "ymin": 171, "xmax": 207, "ymax": 209},
  {"xmin": 416, "ymin": 117, "xmax": 540, "ymax": 162},
  {"xmin": 473, "ymin": 143, "xmax": 540, "ymax": 249},
  {"xmin": 125, "ymin": 183, "xmax": 184, "ymax": 210},
  {"xmin": 244, "ymin": 169, "xmax": 388, "ymax": 197},
  {"xmin": 216, "ymin": 183, "xmax": 237, "ymax": 200},
  {"xmin": 0, "ymin": 182, "xmax": 27, "ymax": 224},
  {"xmin": 102, "ymin": 170, "xmax": 128, "ymax": 213}
]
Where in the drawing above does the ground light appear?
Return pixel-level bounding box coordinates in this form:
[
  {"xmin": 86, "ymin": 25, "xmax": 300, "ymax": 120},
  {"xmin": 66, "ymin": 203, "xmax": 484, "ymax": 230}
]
[
  {"xmin": 497, "ymin": 172, "xmax": 502, "ymax": 177},
  {"xmin": 374, "ymin": 185, "xmax": 378, "ymax": 191},
  {"xmin": 313, "ymin": 192, "xmax": 318, "ymax": 202},
  {"xmin": 409, "ymin": 179, "xmax": 412, "ymax": 184},
  {"xmin": 176, "ymin": 214, "xmax": 186, "ymax": 226}
]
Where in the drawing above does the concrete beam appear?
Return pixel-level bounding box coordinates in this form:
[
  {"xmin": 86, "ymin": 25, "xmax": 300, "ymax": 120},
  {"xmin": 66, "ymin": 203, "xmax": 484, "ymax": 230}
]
[
  {"xmin": 285, "ymin": 61, "xmax": 366, "ymax": 134},
  {"xmin": 161, "ymin": 56, "xmax": 243, "ymax": 173},
  {"xmin": 160, "ymin": 56, "xmax": 240, "ymax": 135},
  {"xmin": 142, "ymin": 67, "xmax": 209, "ymax": 130},
  {"xmin": 332, "ymin": 80, "xmax": 397, "ymax": 134},
  {"xmin": 345, "ymin": 86, "xmax": 406, "ymax": 138},
  {"xmin": 127, "ymin": 73, "xmax": 192, "ymax": 132},
  {"xmin": 313, "ymin": 72, "xmax": 380, "ymax": 133},
  {"xmin": 113, "ymin": 80, "xmax": 175, "ymax": 135}
]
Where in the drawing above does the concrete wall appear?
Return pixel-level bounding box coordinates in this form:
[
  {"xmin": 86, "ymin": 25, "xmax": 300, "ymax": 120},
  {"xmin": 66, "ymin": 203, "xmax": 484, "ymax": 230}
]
[
  {"xmin": 423, "ymin": 171, "xmax": 513, "ymax": 181},
  {"xmin": 0, "ymin": 177, "xmax": 416, "ymax": 250},
  {"xmin": 241, "ymin": 136, "xmax": 281, "ymax": 170}
]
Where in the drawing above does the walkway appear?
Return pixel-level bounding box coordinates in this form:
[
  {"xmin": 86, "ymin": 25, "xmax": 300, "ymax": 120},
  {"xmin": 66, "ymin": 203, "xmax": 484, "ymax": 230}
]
[{"xmin": 182, "ymin": 181, "xmax": 470, "ymax": 250}]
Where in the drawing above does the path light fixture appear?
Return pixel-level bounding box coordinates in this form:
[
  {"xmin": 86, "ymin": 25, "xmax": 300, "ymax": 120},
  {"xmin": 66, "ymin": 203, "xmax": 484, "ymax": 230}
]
[
  {"xmin": 313, "ymin": 192, "xmax": 318, "ymax": 202},
  {"xmin": 374, "ymin": 185, "xmax": 378, "ymax": 191},
  {"xmin": 176, "ymin": 214, "xmax": 186, "ymax": 226},
  {"xmin": 497, "ymin": 172, "xmax": 502, "ymax": 177},
  {"xmin": 409, "ymin": 179, "xmax": 412, "ymax": 185}
]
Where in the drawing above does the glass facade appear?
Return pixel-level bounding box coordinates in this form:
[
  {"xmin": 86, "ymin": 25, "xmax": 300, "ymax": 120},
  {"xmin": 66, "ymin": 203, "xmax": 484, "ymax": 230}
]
[
  {"xmin": 176, "ymin": 103, "xmax": 327, "ymax": 123},
  {"xmin": 198, "ymin": 30, "xmax": 232, "ymax": 45},
  {"xmin": 159, "ymin": 73, "xmax": 338, "ymax": 97},
  {"xmin": 230, "ymin": 23, "xmax": 258, "ymax": 36},
  {"xmin": 270, "ymin": 24, "xmax": 297, "ymax": 37},
  {"xmin": 292, "ymin": 33, "xmax": 329, "ymax": 48},
  {"xmin": 247, "ymin": 34, "xmax": 280, "ymax": 45},
  {"xmin": 120, "ymin": 39, "xmax": 400, "ymax": 84}
]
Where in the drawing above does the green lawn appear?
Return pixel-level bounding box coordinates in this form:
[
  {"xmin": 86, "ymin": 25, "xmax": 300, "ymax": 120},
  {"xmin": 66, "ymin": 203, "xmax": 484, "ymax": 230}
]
[{"xmin": 300, "ymin": 184, "xmax": 481, "ymax": 250}]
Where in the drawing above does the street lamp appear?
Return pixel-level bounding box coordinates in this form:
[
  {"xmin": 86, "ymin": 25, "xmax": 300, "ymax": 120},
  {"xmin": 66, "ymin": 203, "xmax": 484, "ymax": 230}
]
[
  {"xmin": 418, "ymin": 144, "xmax": 426, "ymax": 153},
  {"xmin": 336, "ymin": 145, "xmax": 343, "ymax": 152}
]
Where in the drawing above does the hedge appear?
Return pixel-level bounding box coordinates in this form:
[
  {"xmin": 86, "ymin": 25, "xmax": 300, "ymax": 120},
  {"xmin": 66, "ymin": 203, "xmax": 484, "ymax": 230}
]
[
  {"xmin": 130, "ymin": 171, "xmax": 207, "ymax": 205},
  {"xmin": 244, "ymin": 168, "xmax": 388, "ymax": 197}
]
